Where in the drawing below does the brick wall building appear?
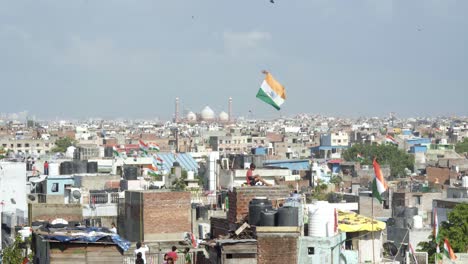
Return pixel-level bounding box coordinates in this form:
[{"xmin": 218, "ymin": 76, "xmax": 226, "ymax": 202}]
[
  {"xmin": 227, "ymin": 186, "xmax": 291, "ymax": 224},
  {"xmin": 257, "ymin": 232, "xmax": 299, "ymax": 264},
  {"xmin": 120, "ymin": 191, "xmax": 191, "ymax": 242}
]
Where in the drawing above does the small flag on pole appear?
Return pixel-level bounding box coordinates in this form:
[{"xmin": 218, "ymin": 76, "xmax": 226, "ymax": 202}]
[
  {"xmin": 443, "ymin": 238, "xmax": 457, "ymax": 261},
  {"xmin": 372, "ymin": 158, "xmax": 388, "ymax": 203}
]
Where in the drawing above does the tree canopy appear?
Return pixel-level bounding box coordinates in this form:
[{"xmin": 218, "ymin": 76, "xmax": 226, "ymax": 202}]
[
  {"xmin": 342, "ymin": 143, "xmax": 414, "ymax": 177},
  {"xmin": 52, "ymin": 137, "xmax": 77, "ymax": 153},
  {"xmin": 455, "ymin": 138, "xmax": 468, "ymax": 154},
  {"xmin": 418, "ymin": 203, "xmax": 468, "ymax": 262}
]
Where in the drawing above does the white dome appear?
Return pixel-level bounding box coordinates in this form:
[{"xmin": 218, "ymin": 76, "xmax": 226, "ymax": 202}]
[
  {"xmin": 219, "ymin": 111, "xmax": 229, "ymax": 121},
  {"xmin": 187, "ymin": 111, "xmax": 197, "ymax": 121},
  {"xmin": 201, "ymin": 106, "xmax": 215, "ymax": 120}
]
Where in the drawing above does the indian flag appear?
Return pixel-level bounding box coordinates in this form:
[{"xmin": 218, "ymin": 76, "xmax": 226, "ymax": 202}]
[
  {"xmin": 149, "ymin": 143, "xmax": 160, "ymax": 152},
  {"xmin": 113, "ymin": 147, "xmax": 121, "ymax": 158},
  {"xmin": 408, "ymin": 243, "xmax": 418, "ymax": 264},
  {"xmin": 385, "ymin": 135, "xmax": 397, "ymax": 144},
  {"xmin": 357, "ymin": 153, "xmax": 364, "ymax": 163},
  {"xmin": 256, "ymin": 72, "xmax": 286, "ymax": 110},
  {"xmin": 152, "ymin": 156, "xmax": 163, "ymax": 167},
  {"xmin": 443, "ymin": 238, "xmax": 457, "ymax": 261},
  {"xmin": 372, "ymin": 158, "xmax": 388, "ymax": 203}
]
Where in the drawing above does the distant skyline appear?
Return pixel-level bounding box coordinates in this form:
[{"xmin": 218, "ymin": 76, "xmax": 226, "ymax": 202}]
[{"xmin": 1, "ymin": 0, "xmax": 467, "ymax": 120}]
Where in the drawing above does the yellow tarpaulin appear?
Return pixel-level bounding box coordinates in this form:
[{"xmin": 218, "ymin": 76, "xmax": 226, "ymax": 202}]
[{"xmin": 338, "ymin": 210, "xmax": 386, "ymax": 232}]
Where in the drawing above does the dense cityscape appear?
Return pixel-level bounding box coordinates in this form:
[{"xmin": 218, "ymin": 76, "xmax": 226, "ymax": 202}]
[{"xmin": 0, "ymin": 107, "xmax": 467, "ymax": 263}]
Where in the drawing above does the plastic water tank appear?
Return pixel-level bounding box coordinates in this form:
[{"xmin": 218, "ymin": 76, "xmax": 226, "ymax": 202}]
[
  {"xmin": 259, "ymin": 210, "xmax": 277, "ymax": 226},
  {"xmin": 463, "ymin": 176, "xmax": 468, "ymax": 188},
  {"xmin": 60, "ymin": 161, "xmax": 73, "ymax": 175},
  {"xmin": 413, "ymin": 215, "xmax": 423, "ymax": 229},
  {"xmin": 124, "ymin": 166, "xmax": 138, "ymax": 180},
  {"xmin": 308, "ymin": 201, "xmax": 335, "ymax": 237},
  {"xmin": 104, "ymin": 147, "xmax": 113, "ymax": 158},
  {"xmin": 277, "ymin": 206, "xmax": 298, "ymax": 226},
  {"xmin": 248, "ymin": 198, "xmax": 272, "ymax": 226},
  {"xmin": 187, "ymin": 171, "xmax": 195, "ymax": 180},
  {"xmin": 73, "ymin": 160, "xmax": 88, "ymax": 174},
  {"xmin": 48, "ymin": 163, "xmax": 60, "ymax": 176},
  {"xmin": 404, "ymin": 207, "xmax": 418, "ymax": 218},
  {"xmin": 87, "ymin": 162, "xmax": 98, "ymax": 173}
]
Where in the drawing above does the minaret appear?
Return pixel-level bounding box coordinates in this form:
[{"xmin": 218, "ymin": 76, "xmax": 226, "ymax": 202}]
[
  {"xmin": 175, "ymin": 97, "xmax": 180, "ymax": 123},
  {"xmin": 228, "ymin": 97, "xmax": 233, "ymax": 123}
]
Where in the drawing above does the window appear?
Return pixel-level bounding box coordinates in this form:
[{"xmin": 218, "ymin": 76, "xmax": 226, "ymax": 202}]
[
  {"xmin": 2, "ymin": 144, "xmax": 6, "ymax": 147},
  {"xmin": 25, "ymin": 143, "xmax": 30, "ymax": 147},
  {"xmin": 52, "ymin": 183, "xmax": 59, "ymax": 192},
  {"xmin": 308, "ymin": 247, "xmax": 315, "ymax": 255},
  {"xmin": 36, "ymin": 143, "xmax": 40, "ymax": 147},
  {"xmin": 45, "ymin": 143, "xmax": 49, "ymax": 147},
  {"xmin": 17, "ymin": 143, "xmax": 22, "ymax": 147},
  {"xmin": 414, "ymin": 196, "xmax": 421, "ymax": 205}
]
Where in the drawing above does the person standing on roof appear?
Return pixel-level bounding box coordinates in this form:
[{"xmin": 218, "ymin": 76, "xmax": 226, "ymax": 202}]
[
  {"xmin": 44, "ymin": 161, "xmax": 49, "ymax": 175},
  {"xmin": 246, "ymin": 164, "xmax": 271, "ymax": 186},
  {"xmin": 167, "ymin": 246, "xmax": 178, "ymax": 262},
  {"xmin": 134, "ymin": 241, "xmax": 149, "ymax": 264}
]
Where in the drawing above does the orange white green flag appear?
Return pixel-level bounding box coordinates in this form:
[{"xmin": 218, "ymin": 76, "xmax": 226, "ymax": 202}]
[
  {"xmin": 443, "ymin": 238, "xmax": 457, "ymax": 261},
  {"xmin": 372, "ymin": 158, "xmax": 388, "ymax": 203},
  {"xmin": 256, "ymin": 71, "xmax": 286, "ymax": 110}
]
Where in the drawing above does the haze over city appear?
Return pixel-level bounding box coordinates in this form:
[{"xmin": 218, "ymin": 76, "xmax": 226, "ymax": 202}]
[{"xmin": 1, "ymin": 0, "xmax": 467, "ymax": 119}]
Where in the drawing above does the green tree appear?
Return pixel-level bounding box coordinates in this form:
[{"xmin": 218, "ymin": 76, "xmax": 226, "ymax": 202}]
[
  {"xmin": 418, "ymin": 203, "xmax": 468, "ymax": 261},
  {"xmin": 52, "ymin": 137, "xmax": 76, "ymax": 153},
  {"xmin": 342, "ymin": 143, "xmax": 414, "ymax": 177},
  {"xmin": 2, "ymin": 235, "xmax": 25, "ymax": 264},
  {"xmin": 455, "ymin": 138, "xmax": 468, "ymax": 154}
]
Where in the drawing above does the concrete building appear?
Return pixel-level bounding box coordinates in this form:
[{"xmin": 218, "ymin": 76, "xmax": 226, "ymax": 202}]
[{"xmin": 0, "ymin": 138, "xmax": 54, "ymax": 155}]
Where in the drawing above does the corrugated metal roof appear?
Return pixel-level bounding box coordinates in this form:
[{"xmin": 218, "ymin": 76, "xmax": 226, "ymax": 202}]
[
  {"xmin": 264, "ymin": 159, "xmax": 310, "ymax": 170},
  {"xmin": 155, "ymin": 153, "xmax": 199, "ymax": 174}
]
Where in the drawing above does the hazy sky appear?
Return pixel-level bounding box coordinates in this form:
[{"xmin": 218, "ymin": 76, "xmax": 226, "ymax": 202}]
[{"xmin": 0, "ymin": 0, "xmax": 467, "ymax": 120}]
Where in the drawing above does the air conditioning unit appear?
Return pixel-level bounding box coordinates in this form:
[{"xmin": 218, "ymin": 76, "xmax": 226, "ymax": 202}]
[{"xmin": 69, "ymin": 188, "xmax": 82, "ymax": 204}]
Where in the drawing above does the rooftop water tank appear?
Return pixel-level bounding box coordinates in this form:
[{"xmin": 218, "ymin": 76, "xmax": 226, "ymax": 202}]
[
  {"xmin": 48, "ymin": 163, "xmax": 60, "ymax": 176},
  {"xmin": 413, "ymin": 215, "xmax": 423, "ymax": 229},
  {"xmin": 123, "ymin": 166, "xmax": 138, "ymax": 180},
  {"xmin": 187, "ymin": 171, "xmax": 195, "ymax": 180},
  {"xmin": 463, "ymin": 176, "xmax": 468, "ymax": 188},
  {"xmin": 73, "ymin": 160, "xmax": 88, "ymax": 174},
  {"xmin": 259, "ymin": 210, "xmax": 277, "ymax": 226},
  {"xmin": 277, "ymin": 206, "xmax": 298, "ymax": 226},
  {"xmin": 60, "ymin": 161, "xmax": 73, "ymax": 175},
  {"xmin": 87, "ymin": 162, "xmax": 98, "ymax": 173},
  {"xmin": 248, "ymin": 198, "xmax": 272, "ymax": 226},
  {"xmin": 308, "ymin": 201, "xmax": 335, "ymax": 237}
]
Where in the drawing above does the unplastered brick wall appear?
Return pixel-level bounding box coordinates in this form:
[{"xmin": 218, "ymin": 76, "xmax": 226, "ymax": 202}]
[
  {"xmin": 143, "ymin": 191, "xmax": 191, "ymax": 235},
  {"xmin": 257, "ymin": 233, "xmax": 299, "ymax": 264},
  {"xmin": 227, "ymin": 186, "xmax": 291, "ymax": 224}
]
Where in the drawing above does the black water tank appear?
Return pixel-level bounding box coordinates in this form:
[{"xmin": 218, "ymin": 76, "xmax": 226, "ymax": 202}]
[
  {"xmin": 60, "ymin": 161, "xmax": 73, "ymax": 175},
  {"xmin": 196, "ymin": 205, "xmax": 209, "ymax": 220},
  {"xmin": 277, "ymin": 206, "xmax": 298, "ymax": 226},
  {"xmin": 73, "ymin": 160, "xmax": 88, "ymax": 174},
  {"xmin": 404, "ymin": 207, "xmax": 418, "ymax": 218},
  {"xmin": 87, "ymin": 162, "xmax": 98, "ymax": 173},
  {"xmin": 248, "ymin": 198, "xmax": 272, "ymax": 226},
  {"xmin": 259, "ymin": 210, "xmax": 277, "ymax": 226},
  {"xmin": 124, "ymin": 166, "xmax": 138, "ymax": 180},
  {"xmin": 104, "ymin": 147, "xmax": 113, "ymax": 158}
]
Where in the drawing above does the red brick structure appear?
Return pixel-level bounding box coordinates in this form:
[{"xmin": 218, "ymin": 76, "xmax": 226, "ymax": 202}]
[
  {"xmin": 426, "ymin": 167, "xmax": 457, "ymax": 185},
  {"xmin": 120, "ymin": 191, "xmax": 191, "ymax": 242},
  {"xmin": 257, "ymin": 232, "xmax": 299, "ymax": 264},
  {"xmin": 227, "ymin": 186, "xmax": 291, "ymax": 224}
]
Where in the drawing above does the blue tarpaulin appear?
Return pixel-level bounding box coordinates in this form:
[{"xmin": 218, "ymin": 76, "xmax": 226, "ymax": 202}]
[{"xmin": 41, "ymin": 227, "xmax": 131, "ymax": 251}]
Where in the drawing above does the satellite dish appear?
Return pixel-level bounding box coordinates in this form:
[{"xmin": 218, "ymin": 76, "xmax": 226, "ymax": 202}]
[
  {"xmin": 28, "ymin": 194, "xmax": 36, "ymax": 201},
  {"xmin": 72, "ymin": 190, "xmax": 81, "ymax": 199}
]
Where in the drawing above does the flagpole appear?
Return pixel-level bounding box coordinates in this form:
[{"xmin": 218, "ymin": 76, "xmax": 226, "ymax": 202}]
[{"xmin": 372, "ymin": 196, "xmax": 375, "ymax": 264}]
